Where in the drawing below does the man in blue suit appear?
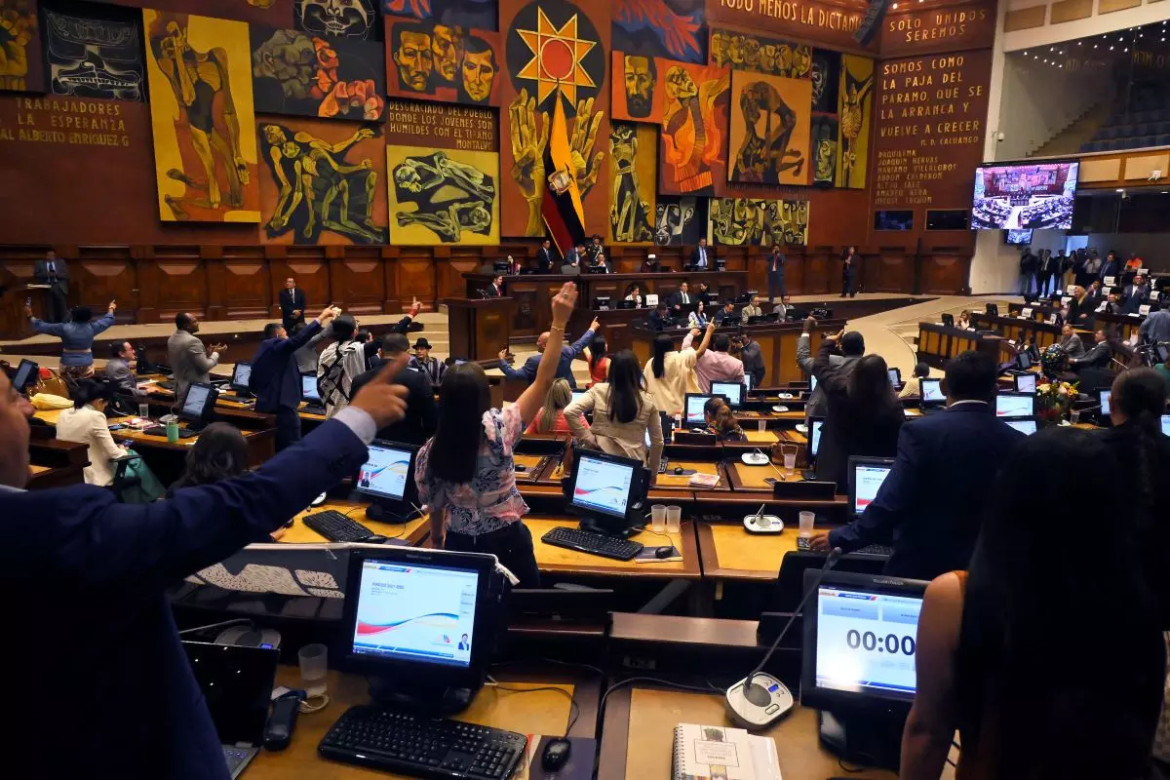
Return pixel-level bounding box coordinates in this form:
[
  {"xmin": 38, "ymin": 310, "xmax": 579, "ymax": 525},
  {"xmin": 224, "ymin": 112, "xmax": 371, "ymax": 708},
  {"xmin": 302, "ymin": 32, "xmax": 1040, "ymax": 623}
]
[
  {"xmin": 812, "ymin": 350, "xmax": 1025, "ymax": 579},
  {"xmin": 496, "ymin": 318, "xmax": 599, "ymax": 389},
  {"xmin": 249, "ymin": 304, "xmax": 340, "ymax": 451},
  {"xmin": 0, "ymin": 355, "xmax": 410, "ymax": 778}
]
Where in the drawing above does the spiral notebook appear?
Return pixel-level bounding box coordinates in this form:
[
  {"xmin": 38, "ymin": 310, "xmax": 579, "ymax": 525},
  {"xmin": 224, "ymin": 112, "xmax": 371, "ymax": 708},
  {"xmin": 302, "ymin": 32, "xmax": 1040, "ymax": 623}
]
[{"xmin": 672, "ymin": 723, "xmax": 782, "ymax": 780}]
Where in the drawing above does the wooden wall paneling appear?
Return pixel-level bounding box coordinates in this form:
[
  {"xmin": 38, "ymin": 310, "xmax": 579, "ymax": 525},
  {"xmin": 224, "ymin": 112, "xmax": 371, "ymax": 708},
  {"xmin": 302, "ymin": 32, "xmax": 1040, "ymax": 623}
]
[
  {"xmin": 868, "ymin": 250, "xmax": 913, "ymax": 293},
  {"xmin": 75, "ymin": 246, "xmax": 137, "ymax": 323},
  {"xmin": 328, "ymin": 246, "xmax": 386, "ymax": 315},
  {"xmin": 265, "ymin": 245, "xmax": 330, "ymax": 318},
  {"xmin": 804, "ymin": 250, "xmax": 832, "ymax": 296},
  {"xmin": 394, "ymin": 249, "xmax": 436, "ymax": 313},
  {"xmin": 218, "ymin": 246, "xmax": 271, "ymax": 321},
  {"xmin": 151, "ymin": 246, "xmax": 207, "ymax": 325},
  {"xmin": 921, "ymin": 251, "xmax": 970, "ymax": 294},
  {"xmin": 438, "ymin": 249, "xmax": 489, "ymax": 302}
]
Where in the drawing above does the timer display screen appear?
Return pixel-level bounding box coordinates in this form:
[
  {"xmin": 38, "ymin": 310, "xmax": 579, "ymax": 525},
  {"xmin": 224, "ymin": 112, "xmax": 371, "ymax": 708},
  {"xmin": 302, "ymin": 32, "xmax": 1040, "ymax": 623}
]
[{"xmin": 814, "ymin": 586, "xmax": 922, "ymax": 700}]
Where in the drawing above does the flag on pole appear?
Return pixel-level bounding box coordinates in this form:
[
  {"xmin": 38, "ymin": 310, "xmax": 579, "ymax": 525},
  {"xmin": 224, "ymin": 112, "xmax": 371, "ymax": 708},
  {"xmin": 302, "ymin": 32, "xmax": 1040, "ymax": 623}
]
[{"xmin": 542, "ymin": 95, "xmax": 587, "ymax": 256}]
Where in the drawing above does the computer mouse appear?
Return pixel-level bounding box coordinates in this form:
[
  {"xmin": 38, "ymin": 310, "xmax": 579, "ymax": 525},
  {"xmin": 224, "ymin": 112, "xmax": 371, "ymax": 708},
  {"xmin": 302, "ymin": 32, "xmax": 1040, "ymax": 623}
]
[
  {"xmin": 541, "ymin": 738, "xmax": 572, "ymax": 770},
  {"xmin": 654, "ymin": 546, "xmax": 673, "ymax": 559},
  {"xmin": 365, "ymin": 534, "xmax": 388, "ymax": 544},
  {"xmin": 673, "ymin": 466, "xmax": 684, "ymax": 475}
]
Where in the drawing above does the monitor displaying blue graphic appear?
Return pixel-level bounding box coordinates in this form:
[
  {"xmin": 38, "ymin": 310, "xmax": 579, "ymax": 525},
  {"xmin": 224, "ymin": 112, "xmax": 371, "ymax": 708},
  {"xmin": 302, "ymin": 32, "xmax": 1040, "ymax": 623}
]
[
  {"xmin": 744, "ymin": 374, "xmax": 752, "ymax": 393},
  {"xmin": 921, "ymin": 378, "xmax": 944, "ymax": 403},
  {"xmin": 181, "ymin": 384, "xmax": 213, "ymax": 420},
  {"xmin": 1162, "ymin": 415, "xmax": 1170, "ymax": 436},
  {"xmin": 356, "ymin": 444, "xmax": 413, "ymax": 501},
  {"xmin": 809, "ymin": 419, "xmax": 824, "ymax": 459},
  {"xmin": 302, "ymin": 375, "xmax": 321, "ymax": 402},
  {"xmin": 351, "ymin": 560, "xmax": 478, "ymax": 668},
  {"xmin": 1099, "ymin": 390, "xmax": 1111, "ymax": 417},
  {"xmin": 996, "ymin": 393, "xmax": 1034, "ymax": 418},
  {"xmin": 685, "ymin": 394, "xmax": 713, "ymax": 425},
  {"xmin": 813, "ymin": 585, "xmax": 923, "ymax": 699},
  {"xmin": 711, "ymin": 382, "xmax": 743, "ymax": 407},
  {"xmin": 1006, "ymin": 418, "xmax": 1037, "ymax": 435},
  {"xmin": 571, "ymin": 452, "xmax": 636, "ymax": 519},
  {"xmin": 231, "ymin": 362, "xmax": 252, "ymax": 391},
  {"xmin": 1015, "ymin": 373, "xmax": 1037, "ymax": 393}
]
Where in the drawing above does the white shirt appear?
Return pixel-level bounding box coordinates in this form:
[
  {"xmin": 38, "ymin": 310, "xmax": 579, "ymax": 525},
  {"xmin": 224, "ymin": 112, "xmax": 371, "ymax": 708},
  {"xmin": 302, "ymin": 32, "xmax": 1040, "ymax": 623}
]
[{"xmin": 55, "ymin": 405, "xmax": 128, "ymax": 486}]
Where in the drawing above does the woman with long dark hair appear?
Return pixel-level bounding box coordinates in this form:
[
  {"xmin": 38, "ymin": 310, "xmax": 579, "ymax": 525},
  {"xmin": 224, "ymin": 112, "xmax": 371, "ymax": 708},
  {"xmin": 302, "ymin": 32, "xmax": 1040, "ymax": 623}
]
[
  {"xmin": 643, "ymin": 323, "xmax": 714, "ymax": 418},
  {"xmin": 703, "ymin": 396, "xmax": 745, "ymax": 442},
  {"xmin": 901, "ymin": 429, "xmax": 1165, "ymax": 778},
  {"xmin": 169, "ymin": 423, "xmax": 250, "ymax": 493},
  {"xmin": 415, "ymin": 283, "xmax": 579, "ymax": 587},
  {"xmin": 55, "ymin": 378, "xmax": 129, "ymax": 486},
  {"xmin": 811, "ymin": 332, "xmax": 903, "ymax": 485},
  {"xmin": 566, "ymin": 349, "xmax": 663, "ymax": 474},
  {"xmin": 583, "ymin": 333, "xmax": 610, "ymax": 387}
]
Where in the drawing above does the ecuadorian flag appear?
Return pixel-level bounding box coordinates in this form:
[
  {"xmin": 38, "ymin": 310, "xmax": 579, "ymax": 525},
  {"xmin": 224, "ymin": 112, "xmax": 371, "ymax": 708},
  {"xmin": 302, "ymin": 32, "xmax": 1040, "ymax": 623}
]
[{"xmin": 542, "ymin": 97, "xmax": 587, "ymax": 256}]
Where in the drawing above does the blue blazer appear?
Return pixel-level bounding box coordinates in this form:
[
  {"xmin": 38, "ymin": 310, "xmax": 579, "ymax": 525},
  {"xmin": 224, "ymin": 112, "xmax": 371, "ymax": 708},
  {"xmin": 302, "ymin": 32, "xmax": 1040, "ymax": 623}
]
[
  {"xmin": 498, "ymin": 328, "xmax": 594, "ymax": 389},
  {"xmin": 249, "ymin": 319, "xmax": 322, "ymax": 411},
  {"xmin": 0, "ymin": 419, "xmax": 368, "ymax": 778},
  {"xmin": 829, "ymin": 403, "xmax": 1025, "ymax": 580}
]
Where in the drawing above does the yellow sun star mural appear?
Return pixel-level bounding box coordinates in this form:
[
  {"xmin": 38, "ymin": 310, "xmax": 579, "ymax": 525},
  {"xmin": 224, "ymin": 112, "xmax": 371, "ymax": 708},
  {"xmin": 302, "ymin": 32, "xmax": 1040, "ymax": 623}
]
[{"xmin": 515, "ymin": 7, "xmax": 596, "ymax": 105}]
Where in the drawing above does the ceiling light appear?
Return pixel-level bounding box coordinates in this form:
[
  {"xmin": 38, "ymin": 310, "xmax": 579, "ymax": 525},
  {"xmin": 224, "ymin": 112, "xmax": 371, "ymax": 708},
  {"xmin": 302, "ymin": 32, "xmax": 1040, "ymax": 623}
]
[{"xmin": 1110, "ymin": 45, "xmax": 1115, "ymax": 50}]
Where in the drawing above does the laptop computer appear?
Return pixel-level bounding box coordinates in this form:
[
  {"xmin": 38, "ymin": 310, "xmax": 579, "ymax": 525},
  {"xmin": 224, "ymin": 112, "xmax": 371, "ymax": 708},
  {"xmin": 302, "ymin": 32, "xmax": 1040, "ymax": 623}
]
[
  {"xmin": 920, "ymin": 377, "xmax": 946, "ymax": 413},
  {"xmin": 182, "ymin": 641, "xmax": 279, "ymax": 778}
]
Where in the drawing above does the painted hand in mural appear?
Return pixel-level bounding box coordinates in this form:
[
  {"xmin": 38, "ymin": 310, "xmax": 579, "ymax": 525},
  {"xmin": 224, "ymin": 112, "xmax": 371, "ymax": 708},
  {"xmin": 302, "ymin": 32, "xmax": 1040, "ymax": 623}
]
[
  {"xmin": 569, "ymin": 97, "xmax": 605, "ymax": 198},
  {"xmin": 508, "ymin": 88, "xmax": 548, "ymax": 236},
  {"xmin": 0, "ymin": 9, "xmax": 32, "ymax": 79}
]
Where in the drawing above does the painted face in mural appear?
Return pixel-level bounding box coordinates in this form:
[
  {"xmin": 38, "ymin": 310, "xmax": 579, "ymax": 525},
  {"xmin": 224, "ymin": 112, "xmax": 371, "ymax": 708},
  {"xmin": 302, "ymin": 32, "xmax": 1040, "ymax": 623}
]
[
  {"xmin": 709, "ymin": 32, "xmax": 728, "ymax": 66},
  {"xmin": 727, "ymin": 36, "xmax": 745, "ymax": 66},
  {"xmin": 431, "ymin": 24, "xmax": 463, "ymax": 82},
  {"xmin": 623, "ymin": 55, "xmax": 655, "ymax": 119},
  {"xmin": 664, "ymin": 66, "xmax": 697, "ymax": 103},
  {"xmin": 460, "ymin": 40, "xmax": 496, "ymax": 103},
  {"xmin": 741, "ymin": 38, "xmax": 760, "ymax": 70},
  {"xmin": 394, "ymin": 28, "xmax": 433, "ymax": 91},
  {"xmin": 299, "ymin": 0, "xmax": 372, "ymax": 39}
]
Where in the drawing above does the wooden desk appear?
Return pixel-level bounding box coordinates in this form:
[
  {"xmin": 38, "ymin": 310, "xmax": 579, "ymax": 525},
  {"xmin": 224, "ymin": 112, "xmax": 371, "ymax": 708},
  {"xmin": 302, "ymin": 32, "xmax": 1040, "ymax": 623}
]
[
  {"xmin": 740, "ymin": 429, "xmax": 781, "ymax": 444},
  {"xmin": 726, "ymin": 460, "xmax": 800, "ymax": 492},
  {"xmin": 27, "ymin": 436, "xmax": 88, "ymax": 489},
  {"xmin": 277, "ymin": 501, "xmax": 431, "ymax": 546},
  {"xmin": 600, "ymin": 687, "xmax": 896, "ymax": 780},
  {"xmin": 916, "ymin": 322, "xmax": 1002, "ymax": 369},
  {"xmin": 525, "ymin": 516, "xmax": 700, "ymax": 580},
  {"xmin": 249, "ymin": 668, "xmax": 597, "ymax": 779},
  {"xmin": 697, "ymin": 522, "xmax": 804, "ymax": 582},
  {"xmin": 653, "ymin": 459, "xmax": 728, "ymax": 491},
  {"xmin": 514, "ymin": 453, "xmax": 557, "ymax": 485}
]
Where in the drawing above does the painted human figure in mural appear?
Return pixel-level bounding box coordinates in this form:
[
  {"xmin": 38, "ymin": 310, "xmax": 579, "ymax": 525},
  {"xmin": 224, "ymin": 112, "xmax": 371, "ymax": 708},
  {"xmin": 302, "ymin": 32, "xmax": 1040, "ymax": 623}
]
[
  {"xmin": 392, "ymin": 151, "xmax": 495, "ymax": 243},
  {"xmin": 392, "ymin": 23, "xmax": 434, "ymax": 92},
  {"xmin": 431, "ymin": 24, "xmax": 463, "ymax": 83},
  {"xmin": 609, "ymin": 124, "xmax": 654, "ymax": 243},
  {"xmin": 623, "ymin": 55, "xmax": 655, "ymax": 119},
  {"xmin": 661, "ymin": 65, "xmax": 726, "ymax": 192},
  {"xmin": 734, "ymin": 80, "xmax": 803, "ymax": 184},
  {"xmin": 262, "ymin": 123, "xmax": 384, "ymax": 243},
  {"xmin": 839, "ymin": 67, "xmax": 873, "ymax": 188},
  {"xmin": 152, "ymin": 19, "xmax": 248, "ymax": 218},
  {"xmin": 458, "ymin": 36, "xmax": 496, "ymax": 104}
]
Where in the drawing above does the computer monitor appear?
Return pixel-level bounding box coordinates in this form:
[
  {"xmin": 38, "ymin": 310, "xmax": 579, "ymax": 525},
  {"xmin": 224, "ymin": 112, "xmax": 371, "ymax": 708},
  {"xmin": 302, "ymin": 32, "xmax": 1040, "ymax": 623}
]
[
  {"xmin": 182, "ymin": 641, "xmax": 278, "ymax": 751},
  {"xmin": 1099, "ymin": 389, "xmax": 1112, "ymax": 419},
  {"xmin": 230, "ymin": 362, "xmax": 252, "ymax": 393},
  {"xmin": 570, "ymin": 389, "xmax": 587, "ymax": 407},
  {"xmin": 568, "ymin": 449, "xmax": 646, "ymax": 537},
  {"xmin": 920, "ymin": 377, "xmax": 945, "ymax": 406},
  {"xmin": 301, "ymin": 374, "xmax": 321, "ymax": 402},
  {"xmin": 1014, "ymin": 373, "xmax": 1037, "ymax": 393},
  {"xmin": 11, "ymin": 359, "xmax": 37, "ymax": 392},
  {"xmin": 1004, "ymin": 418, "xmax": 1038, "ymax": 435},
  {"xmin": 710, "ymin": 382, "xmax": 744, "ymax": 408},
  {"xmin": 179, "ymin": 382, "xmax": 218, "ymax": 429},
  {"xmin": 743, "ymin": 374, "xmax": 753, "ymax": 394},
  {"xmin": 887, "ymin": 367, "xmax": 901, "ymax": 386},
  {"xmin": 996, "ymin": 392, "xmax": 1035, "ymax": 418},
  {"xmin": 806, "ymin": 417, "xmax": 825, "ymax": 464},
  {"xmin": 941, "ymin": 313, "xmax": 954, "ymax": 327},
  {"xmin": 847, "ymin": 456, "xmax": 894, "ymax": 517},
  {"xmin": 1162, "ymin": 414, "xmax": 1170, "ymax": 436},
  {"xmin": 985, "ymin": 303, "xmax": 999, "ymax": 316},
  {"xmin": 339, "ymin": 546, "xmax": 499, "ymax": 710},
  {"xmin": 684, "ymin": 393, "xmax": 715, "ymax": 425},
  {"xmin": 1016, "ymin": 352, "xmax": 1032, "ymax": 371},
  {"xmin": 353, "ymin": 440, "xmax": 420, "ymax": 522}
]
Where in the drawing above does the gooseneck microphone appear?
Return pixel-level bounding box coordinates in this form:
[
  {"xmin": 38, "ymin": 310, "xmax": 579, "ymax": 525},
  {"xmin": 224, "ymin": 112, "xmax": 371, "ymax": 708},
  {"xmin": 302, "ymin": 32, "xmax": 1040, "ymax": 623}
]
[{"xmin": 725, "ymin": 547, "xmax": 843, "ymax": 729}]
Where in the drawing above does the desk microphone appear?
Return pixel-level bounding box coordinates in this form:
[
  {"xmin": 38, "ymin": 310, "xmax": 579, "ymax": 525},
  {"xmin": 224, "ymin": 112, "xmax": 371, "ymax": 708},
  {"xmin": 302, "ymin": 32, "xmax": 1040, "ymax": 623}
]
[{"xmin": 725, "ymin": 546, "xmax": 842, "ymax": 730}]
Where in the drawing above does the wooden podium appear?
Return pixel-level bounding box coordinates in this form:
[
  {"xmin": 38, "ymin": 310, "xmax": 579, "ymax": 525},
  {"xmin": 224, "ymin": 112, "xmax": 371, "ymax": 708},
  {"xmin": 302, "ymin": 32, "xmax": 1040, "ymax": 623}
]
[
  {"xmin": 0, "ymin": 283, "xmax": 53, "ymax": 340},
  {"xmin": 443, "ymin": 297, "xmax": 515, "ymax": 362}
]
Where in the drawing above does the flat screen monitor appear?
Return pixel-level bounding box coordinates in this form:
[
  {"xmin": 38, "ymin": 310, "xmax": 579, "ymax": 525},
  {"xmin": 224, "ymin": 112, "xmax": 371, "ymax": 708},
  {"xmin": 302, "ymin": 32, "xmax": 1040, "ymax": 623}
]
[
  {"xmin": 569, "ymin": 450, "xmax": 643, "ymax": 535},
  {"xmin": 354, "ymin": 441, "xmax": 417, "ymax": 504},
  {"xmin": 887, "ymin": 367, "xmax": 901, "ymax": 386},
  {"xmin": 1005, "ymin": 228, "xmax": 1033, "ymax": 245},
  {"xmin": 971, "ymin": 161, "xmax": 1079, "ymax": 230},
  {"xmin": 996, "ymin": 392, "xmax": 1035, "ymax": 418},
  {"xmin": 1014, "ymin": 373, "xmax": 1037, "ymax": 393},
  {"xmin": 1099, "ymin": 389, "xmax": 1111, "ymax": 418},
  {"xmin": 684, "ymin": 393, "xmax": 714, "ymax": 425},
  {"xmin": 710, "ymin": 382, "xmax": 744, "ymax": 408},
  {"xmin": 302, "ymin": 374, "xmax": 321, "ymax": 402},
  {"xmin": 570, "ymin": 390, "xmax": 587, "ymax": 407},
  {"xmin": 873, "ymin": 210, "xmax": 913, "ymax": 231},
  {"xmin": 1005, "ymin": 418, "xmax": 1038, "ymax": 435},
  {"xmin": 182, "ymin": 641, "xmax": 278, "ymax": 747},
  {"xmin": 230, "ymin": 362, "xmax": 252, "ymax": 393},
  {"xmin": 921, "ymin": 378, "xmax": 945, "ymax": 405},
  {"xmin": 743, "ymin": 374, "xmax": 752, "ymax": 393},
  {"xmin": 1016, "ymin": 352, "xmax": 1032, "ymax": 370},
  {"xmin": 801, "ymin": 572, "xmax": 928, "ymax": 708},
  {"xmin": 12, "ymin": 359, "xmax": 37, "ymax": 391},
  {"xmin": 848, "ymin": 457, "xmax": 894, "ymax": 517},
  {"xmin": 1162, "ymin": 414, "xmax": 1170, "ymax": 436},
  {"xmin": 807, "ymin": 417, "xmax": 824, "ymax": 462},
  {"xmin": 180, "ymin": 382, "xmax": 216, "ymax": 424}
]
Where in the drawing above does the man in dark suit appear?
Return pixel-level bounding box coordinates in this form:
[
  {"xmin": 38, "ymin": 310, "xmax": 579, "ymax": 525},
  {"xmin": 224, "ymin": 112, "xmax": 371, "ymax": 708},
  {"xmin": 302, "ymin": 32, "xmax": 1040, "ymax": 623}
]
[
  {"xmin": 0, "ymin": 355, "xmax": 410, "ymax": 778},
  {"xmin": 33, "ymin": 249, "xmax": 69, "ymax": 322},
  {"xmin": 484, "ymin": 274, "xmax": 505, "ymax": 297},
  {"xmin": 692, "ymin": 237, "xmax": 713, "ymax": 269},
  {"xmin": 563, "ymin": 241, "xmax": 586, "ymax": 268},
  {"xmin": 279, "ymin": 277, "xmax": 307, "ymax": 332},
  {"xmin": 250, "ymin": 305, "xmax": 339, "ymax": 450},
  {"xmin": 766, "ymin": 244, "xmax": 786, "ymax": 302},
  {"xmin": 350, "ymin": 333, "xmax": 437, "ymax": 445},
  {"xmin": 536, "ymin": 238, "xmax": 555, "ymax": 273},
  {"xmin": 1121, "ymin": 274, "xmax": 1150, "ymax": 315},
  {"xmin": 695, "ymin": 281, "xmax": 712, "ymax": 307},
  {"xmin": 812, "ymin": 350, "xmax": 1025, "ymax": 579},
  {"xmin": 649, "ymin": 302, "xmax": 671, "ymax": 331},
  {"xmin": 668, "ymin": 282, "xmax": 692, "ymax": 311},
  {"xmin": 1099, "ymin": 250, "xmax": 1121, "ymax": 284},
  {"xmin": 1068, "ymin": 329, "xmax": 1112, "ymax": 373},
  {"xmin": 498, "ymin": 319, "xmax": 598, "ymax": 389}
]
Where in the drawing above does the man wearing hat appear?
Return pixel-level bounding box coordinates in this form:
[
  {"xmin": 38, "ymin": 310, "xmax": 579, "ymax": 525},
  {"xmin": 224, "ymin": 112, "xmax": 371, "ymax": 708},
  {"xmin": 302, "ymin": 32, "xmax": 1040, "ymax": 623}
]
[{"xmin": 412, "ymin": 337, "xmax": 446, "ymax": 385}]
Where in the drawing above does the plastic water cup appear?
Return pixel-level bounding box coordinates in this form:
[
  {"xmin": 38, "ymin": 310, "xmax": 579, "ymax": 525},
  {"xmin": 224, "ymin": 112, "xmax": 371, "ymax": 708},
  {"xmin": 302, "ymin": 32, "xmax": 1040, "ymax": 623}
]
[
  {"xmin": 298, "ymin": 643, "xmax": 328, "ymax": 698},
  {"xmin": 757, "ymin": 419, "xmax": 767, "ymax": 432},
  {"xmin": 651, "ymin": 504, "xmax": 667, "ymax": 534},
  {"xmin": 1070, "ymin": 408, "xmax": 1081, "ymax": 425},
  {"xmin": 799, "ymin": 511, "xmax": 815, "ymax": 541},
  {"xmin": 781, "ymin": 443, "xmax": 799, "ymax": 473},
  {"xmin": 665, "ymin": 505, "xmax": 682, "ymax": 534},
  {"xmin": 138, "ymin": 402, "xmax": 150, "ymax": 420}
]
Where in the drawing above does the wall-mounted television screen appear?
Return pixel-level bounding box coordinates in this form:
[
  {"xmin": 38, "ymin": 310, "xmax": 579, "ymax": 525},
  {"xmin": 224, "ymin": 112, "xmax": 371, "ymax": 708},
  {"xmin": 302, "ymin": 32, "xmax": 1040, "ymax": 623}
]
[
  {"xmin": 1005, "ymin": 228, "xmax": 1033, "ymax": 245},
  {"xmin": 971, "ymin": 161, "xmax": 1079, "ymax": 230}
]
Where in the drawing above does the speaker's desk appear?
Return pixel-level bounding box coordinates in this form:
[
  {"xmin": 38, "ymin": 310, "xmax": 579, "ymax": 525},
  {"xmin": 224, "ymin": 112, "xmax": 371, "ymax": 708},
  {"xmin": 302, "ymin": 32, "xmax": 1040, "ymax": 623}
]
[
  {"xmin": 599, "ymin": 686, "xmax": 896, "ymax": 780},
  {"xmin": 248, "ymin": 667, "xmax": 598, "ymax": 779}
]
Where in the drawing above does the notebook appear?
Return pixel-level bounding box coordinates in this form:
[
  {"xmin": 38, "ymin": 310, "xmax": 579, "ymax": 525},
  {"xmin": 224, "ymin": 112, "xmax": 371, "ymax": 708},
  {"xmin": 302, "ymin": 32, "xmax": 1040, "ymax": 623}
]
[{"xmin": 672, "ymin": 723, "xmax": 782, "ymax": 780}]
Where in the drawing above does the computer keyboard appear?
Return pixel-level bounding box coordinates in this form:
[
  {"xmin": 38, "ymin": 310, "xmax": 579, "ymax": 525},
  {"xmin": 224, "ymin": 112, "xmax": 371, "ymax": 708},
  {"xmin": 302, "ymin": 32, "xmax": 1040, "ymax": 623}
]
[
  {"xmin": 304, "ymin": 510, "xmax": 377, "ymax": 542},
  {"xmin": 541, "ymin": 526, "xmax": 644, "ymax": 561},
  {"xmin": 853, "ymin": 544, "xmax": 894, "ymax": 557},
  {"xmin": 319, "ymin": 705, "xmax": 527, "ymax": 780},
  {"xmin": 302, "ymin": 404, "xmax": 327, "ymax": 415},
  {"xmin": 155, "ymin": 380, "xmax": 176, "ymax": 390},
  {"xmin": 142, "ymin": 425, "xmax": 199, "ymax": 439}
]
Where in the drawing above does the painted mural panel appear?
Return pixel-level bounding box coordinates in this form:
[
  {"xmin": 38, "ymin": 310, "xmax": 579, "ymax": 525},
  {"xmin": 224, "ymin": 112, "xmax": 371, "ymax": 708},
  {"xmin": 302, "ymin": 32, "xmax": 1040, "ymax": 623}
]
[
  {"xmin": 44, "ymin": 3, "xmax": 143, "ymax": 100},
  {"xmin": 709, "ymin": 27, "xmax": 810, "ymax": 78},
  {"xmin": 710, "ymin": 197, "xmax": 808, "ymax": 246},
  {"xmin": 0, "ymin": 0, "xmax": 44, "ymax": 92},
  {"xmin": 78, "ymin": 0, "xmax": 295, "ymax": 26},
  {"xmin": 654, "ymin": 195, "xmax": 702, "ymax": 247},
  {"xmin": 608, "ymin": 121, "xmax": 655, "ymax": 244},
  {"xmin": 143, "ymin": 9, "xmax": 261, "ymax": 222},
  {"xmin": 728, "ymin": 70, "xmax": 811, "ymax": 186},
  {"xmin": 385, "ymin": 18, "xmax": 500, "ymax": 106},
  {"xmin": 809, "ymin": 48, "xmax": 839, "ymax": 113},
  {"xmin": 612, "ymin": 0, "xmax": 704, "ymax": 64},
  {"xmin": 836, "ymin": 53, "xmax": 873, "ymax": 189},
  {"xmin": 387, "ymin": 145, "xmax": 499, "ymax": 244},
  {"xmin": 810, "ymin": 113, "xmax": 837, "ymax": 185},
  {"xmin": 382, "ymin": 0, "xmax": 497, "ymax": 31},
  {"xmin": 294, "ymin": 0, "xmax": 378, "ymax": 40},
  {"xmin": 657, "ymin": 59, "xmax": 729, "ymax": 197},
  {"xmin": 259, "ymin": 119, "xmax": 387, "ymax": 244}
]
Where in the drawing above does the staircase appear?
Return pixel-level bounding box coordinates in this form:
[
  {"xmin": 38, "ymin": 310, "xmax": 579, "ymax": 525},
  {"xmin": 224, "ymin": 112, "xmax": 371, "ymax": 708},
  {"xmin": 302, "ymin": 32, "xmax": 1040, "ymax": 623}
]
[{"xmin": 1031, "ymin": 101, "xmax": 1112, "ymax": 158}]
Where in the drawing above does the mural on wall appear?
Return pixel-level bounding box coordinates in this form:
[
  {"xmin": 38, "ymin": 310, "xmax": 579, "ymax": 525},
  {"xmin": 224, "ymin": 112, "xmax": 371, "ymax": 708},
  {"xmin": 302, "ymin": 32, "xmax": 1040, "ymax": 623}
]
[
  {"xmin": 728, "ymin": 70, "xmax": 810, "ymax": 186},
  {"xmin": 610, "ymin": 51, "xmax": 659, "ymax": 123},
  {"xmin": 612, "ymin": 0, "xmax": 704, "ymax": 64},
  {"xmin": 710, "ymin": 197, "xmax": 808, "ymax": 246},
  {"xmin": 709, "ymin": 28, "xmax": 809, "ymax": 78},
  {"xmin": 382, "ymin": 0, "xmax": 498, "ymax": 30},
  {"xmin": 143, "ymin": 9, "xmax": 261, "ymax": 222},
  {"xmin": 608, "ymin": 121, "xmax": 655, "ymax": 244},
  {"xmin": 658, "ymin": 59, "xmax": 729, "ymax": 196},
  {"xmin": 384, "ymin": 18, "xmax": 501, "ymax": 105},
  {"xmin": 295, "ymin": 0, "xmax": 378, "ymax": 40},
  {"xmin": 654, "ymin": 195, "xmax": 701, "ymax": 246},
  {"xmin": 0, "ymin": 0, "xmax": 44, "ymax": 92},
  {"xmin": 387, "ymin": 145, "xmax": 499, "ymax": 244},
  {"xmin": 810, "ymin": 114, "xmax": 837, "ymax": 185},
  {"xmin": 809, "ymin": 49, "xmax": 838, "ymax": 114},
  {"xmin": 73, "ymin": 1, "xmax": 294, "ymax": 26},
  {"xmin": 252, "ymin": 26, "xmax": 385, "ymax": 120},
  {"xmin": 259, "ymin": 120, "xmax": 388, "ymax": 244},
  {"xmin": 500, "ymin": 0, "xmax": 609, "ymax": 237},
  {"xmin": 836, "ymin": 53, "xmax": 872, "ymax": 189},
  {"xmin": 44, "ymin": 4, "xmax": 143, "ymax": 100}
]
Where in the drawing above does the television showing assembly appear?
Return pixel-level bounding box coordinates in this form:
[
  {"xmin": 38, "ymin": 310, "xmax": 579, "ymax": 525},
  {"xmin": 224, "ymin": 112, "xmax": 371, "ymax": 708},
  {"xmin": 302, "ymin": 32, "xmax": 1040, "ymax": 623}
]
[
  {"xmin": 971, "ymin": 161, "xmax": 1079, "ymax": 230},
  {"xmin": 1005, "ymin": 229, "xmax": 1033, "ymax": 245}
]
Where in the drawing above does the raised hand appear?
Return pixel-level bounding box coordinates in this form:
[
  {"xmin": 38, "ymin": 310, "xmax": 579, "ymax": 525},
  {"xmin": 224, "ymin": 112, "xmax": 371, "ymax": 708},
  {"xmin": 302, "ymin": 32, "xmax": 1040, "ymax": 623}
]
[
  {"xmin": 108, "ymin": 300, "xmax": 117, "ymax": 313},
  {"xmin": 316, "ymin": 305, "xmax": 340, "ymax": 325},
  {"xmin": 551, "ymin": 282, "xmax": 578, "ymax": 327}
]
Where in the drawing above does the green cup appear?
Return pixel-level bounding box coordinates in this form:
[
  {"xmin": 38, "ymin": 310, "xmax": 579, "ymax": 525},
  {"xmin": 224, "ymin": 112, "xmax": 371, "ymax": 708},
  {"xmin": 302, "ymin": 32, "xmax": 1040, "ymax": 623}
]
[{"xmin": 161, "ymin": 414, "xmax": 180, "ymax": 444}]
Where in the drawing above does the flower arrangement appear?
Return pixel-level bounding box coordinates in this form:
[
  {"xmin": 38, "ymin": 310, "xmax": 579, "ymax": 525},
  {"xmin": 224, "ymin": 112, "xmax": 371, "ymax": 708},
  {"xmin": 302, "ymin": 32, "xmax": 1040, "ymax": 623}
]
[
  {"xmin": 1040, "ymin": 343, "xmax": 1068, "ymax": 380},
  {"xmin": 1036, "ymin": 379, "xmax": 1078, "ymax": 422}
]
